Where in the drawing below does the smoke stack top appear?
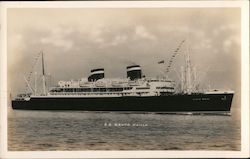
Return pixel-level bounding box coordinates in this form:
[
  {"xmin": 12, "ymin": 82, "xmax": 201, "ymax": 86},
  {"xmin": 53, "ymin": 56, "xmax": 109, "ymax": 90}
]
[
  {"xmin": 88, "ymin": 68, "xmax": 104, "ymax": 82},
  {"xmin": 126, "ymin": 65, "xmax": 142, "ymax": 80}
]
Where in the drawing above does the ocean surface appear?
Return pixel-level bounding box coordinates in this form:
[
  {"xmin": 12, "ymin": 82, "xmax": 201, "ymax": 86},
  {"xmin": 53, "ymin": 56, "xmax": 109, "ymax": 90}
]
[{"xmin": 8, "ymin": 107, "xmax": 241, "ymax": 151}]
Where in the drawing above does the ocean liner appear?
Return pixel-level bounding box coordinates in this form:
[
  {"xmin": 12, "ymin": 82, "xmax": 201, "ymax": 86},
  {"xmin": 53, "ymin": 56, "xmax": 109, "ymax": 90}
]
[{"xmin": 11, "ymin": 40, "xmax": 234, "ymax": 113}]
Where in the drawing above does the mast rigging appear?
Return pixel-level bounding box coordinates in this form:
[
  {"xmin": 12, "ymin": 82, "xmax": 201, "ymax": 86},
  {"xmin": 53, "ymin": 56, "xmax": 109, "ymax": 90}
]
[{"xmin": 165, "ymin": 39, "xmax": 185, "ymax": 74}]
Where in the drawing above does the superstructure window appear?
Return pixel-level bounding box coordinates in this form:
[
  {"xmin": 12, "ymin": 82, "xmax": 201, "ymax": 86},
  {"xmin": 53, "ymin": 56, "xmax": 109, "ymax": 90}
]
[
  {"xmin": 156, "ymin": 87, "xmax": 174, "ymax": 89},
  {"xmin": 136, "ymin": 87, "xmax": 150, "ymax": 90},
  {"xmin": 124, "ymin": 87, "xmax": 133, "ymax": 90}
]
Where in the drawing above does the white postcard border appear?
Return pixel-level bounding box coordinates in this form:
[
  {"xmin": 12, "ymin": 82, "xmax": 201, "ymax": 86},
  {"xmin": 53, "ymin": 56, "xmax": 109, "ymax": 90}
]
[{"xmin": 0, "ymin": 1, "xmax": 249, "ymax": 158}]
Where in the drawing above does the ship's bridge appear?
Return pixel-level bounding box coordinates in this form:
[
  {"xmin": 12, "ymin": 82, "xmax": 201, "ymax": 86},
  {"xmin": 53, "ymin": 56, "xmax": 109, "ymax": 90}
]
[{"xmin": 147, "ymin": 78, "xmax": 175, "ymax": 94}]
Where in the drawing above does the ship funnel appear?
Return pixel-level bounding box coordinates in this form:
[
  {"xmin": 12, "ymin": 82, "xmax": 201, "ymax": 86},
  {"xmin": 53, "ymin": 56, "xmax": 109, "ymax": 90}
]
[
  {"xmin": 88, "ymin": 68, "xmax": 105, "ymax": 82},
  {"xmin": 127, "ymin": 65, "xmax": 142, "ymax": 80}
]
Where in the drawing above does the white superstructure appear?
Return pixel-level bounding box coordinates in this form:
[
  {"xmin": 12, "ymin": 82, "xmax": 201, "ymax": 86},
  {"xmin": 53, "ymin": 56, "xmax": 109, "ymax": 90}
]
[{"xmin": 48, "ymin": 77, "xmax": 175, "ymax": 97}]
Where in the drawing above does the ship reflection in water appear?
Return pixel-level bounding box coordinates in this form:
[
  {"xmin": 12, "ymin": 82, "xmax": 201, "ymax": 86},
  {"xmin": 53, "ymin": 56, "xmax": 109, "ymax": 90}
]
[{"xmin": 8, "ymin": 109, "xmax": 240, "ymax": 151}]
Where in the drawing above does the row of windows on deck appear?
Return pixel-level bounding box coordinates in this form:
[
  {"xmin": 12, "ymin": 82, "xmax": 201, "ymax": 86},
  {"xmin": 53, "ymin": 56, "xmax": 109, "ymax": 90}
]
[
  {"xmin": 50, "ymin": 87, "xmax": 133, "ymax": 93},
  {"xmin": 49, "ymin": 92, "xmax": 150, "ymax": 96},
  {"xmin": 156, "ymin": 87, "xmax": 174, "ymax": 89}
]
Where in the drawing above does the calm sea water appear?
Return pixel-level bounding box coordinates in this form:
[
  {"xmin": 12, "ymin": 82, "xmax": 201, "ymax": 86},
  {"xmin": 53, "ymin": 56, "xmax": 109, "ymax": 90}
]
[{"xmin": 8, "ymin": 108, "xmax": 240, "ymax": 151}]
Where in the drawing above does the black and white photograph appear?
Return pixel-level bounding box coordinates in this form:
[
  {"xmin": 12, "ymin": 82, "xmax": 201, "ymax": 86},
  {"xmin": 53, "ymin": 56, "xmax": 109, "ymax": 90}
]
[{"xmin": 0, "ymin": 1, "xmax": 249, "ymax": 158}]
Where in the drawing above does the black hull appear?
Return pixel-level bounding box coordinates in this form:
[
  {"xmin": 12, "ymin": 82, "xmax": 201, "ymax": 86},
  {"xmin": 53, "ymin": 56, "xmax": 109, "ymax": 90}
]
[{"xmin": 12, "ymin": 93, "xmax": 234, "ymax": 113}]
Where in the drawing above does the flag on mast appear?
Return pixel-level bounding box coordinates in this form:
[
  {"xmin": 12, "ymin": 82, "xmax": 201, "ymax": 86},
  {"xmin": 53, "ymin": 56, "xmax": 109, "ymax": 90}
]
[{"xmin": 158, "ymin": 60, "xmax": 164, "ymax": 64}]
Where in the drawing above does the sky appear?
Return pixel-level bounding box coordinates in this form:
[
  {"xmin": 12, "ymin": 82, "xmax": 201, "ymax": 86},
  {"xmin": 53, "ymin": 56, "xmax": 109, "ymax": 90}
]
[{"xmin": 7, "ymin": 8, "xmax": 241, "ymax": 108}]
